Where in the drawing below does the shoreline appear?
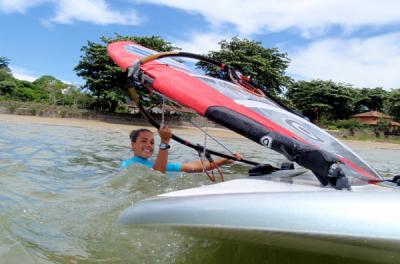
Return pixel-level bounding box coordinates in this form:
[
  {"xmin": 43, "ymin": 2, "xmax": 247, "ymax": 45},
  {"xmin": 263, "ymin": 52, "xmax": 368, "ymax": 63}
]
[
  {"xmin": 0, "ymin": 113, "xmax": 244, "ymax": 138},
  {"xmin": 2, "ymin": 113, "xmax": 400, "ymax": 149}
]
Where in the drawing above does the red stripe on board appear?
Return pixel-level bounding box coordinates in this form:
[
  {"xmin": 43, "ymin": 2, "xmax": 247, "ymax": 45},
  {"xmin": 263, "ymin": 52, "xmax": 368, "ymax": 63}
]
[{"xmin": 338, "ymin": 156, "xmax": 379, "ymax": 180}]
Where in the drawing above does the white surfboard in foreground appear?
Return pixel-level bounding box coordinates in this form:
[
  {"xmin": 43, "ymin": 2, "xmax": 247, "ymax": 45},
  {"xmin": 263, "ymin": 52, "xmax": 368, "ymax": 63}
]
[{"xmin": 118, "ymin": 172, "xmax": 400, "ymax": 263}]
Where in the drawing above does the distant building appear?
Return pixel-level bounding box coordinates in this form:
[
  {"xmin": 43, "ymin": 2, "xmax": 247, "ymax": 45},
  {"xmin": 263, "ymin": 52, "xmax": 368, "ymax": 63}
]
[{"xmin": 351, "ymin": 111, "xmax": 400, "ymax": 131}]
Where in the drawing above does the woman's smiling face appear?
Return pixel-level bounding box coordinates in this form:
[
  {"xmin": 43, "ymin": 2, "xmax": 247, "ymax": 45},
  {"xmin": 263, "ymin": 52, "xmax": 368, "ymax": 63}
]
[{"xmin": 131, "ymin": 131, "xmax": 155, "ymax": 159}]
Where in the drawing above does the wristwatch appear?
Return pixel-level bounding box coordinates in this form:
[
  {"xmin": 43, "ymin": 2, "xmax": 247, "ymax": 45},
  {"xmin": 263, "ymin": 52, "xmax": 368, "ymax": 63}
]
[{"xmin": 159, "ymin": 143, "xmax": 171, "ymax": 150}]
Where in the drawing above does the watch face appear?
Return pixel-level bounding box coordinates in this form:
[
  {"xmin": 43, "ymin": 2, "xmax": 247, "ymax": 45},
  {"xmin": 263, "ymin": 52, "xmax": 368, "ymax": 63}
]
[{"xmin": 159, "ymin": 143, "xmax": 170, "ymax": 150}]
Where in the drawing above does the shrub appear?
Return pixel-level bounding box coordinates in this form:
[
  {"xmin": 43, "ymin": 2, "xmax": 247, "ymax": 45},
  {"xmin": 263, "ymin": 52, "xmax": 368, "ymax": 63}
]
[
  {"xmin": 326, "ymin": 125, "xmax": 338, "ymax": 130},
  {"xmin": 30, "ymin": 107, "xmax": 37, "ymax": 116},
  {"xmin": 60, "ymin": 109, "xmax": 67, "ymax": 118},
  {"xmin": 115, "ymin": 105, "xmax": 128, "ymax": 113},
  {"xmin": 7, "ymin": 102, "xmax": 17, "ymax": 113},
  {"xmin": 335, "ymin": 119, "xmax": 365, "ymax": 136}
]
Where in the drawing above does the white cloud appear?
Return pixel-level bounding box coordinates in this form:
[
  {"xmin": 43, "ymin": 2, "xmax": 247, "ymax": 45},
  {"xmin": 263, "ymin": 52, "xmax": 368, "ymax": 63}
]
[
  {"xmin": 10, "ymin": 66, "xmax": 75, "ymax": 84},
  {"xmin": 0, "ymin": 0, "xmax": 44, "ymax": 13},
  {"xmin": 4, "ymin": 0, "xmax": 400, "ymax": 34},
  {"xmin": 172, "ymin": 32, "xmax": 231, "ymax": 54},
  {"xmin": 288, "ymin": 33, "xmax": 400, "ymax": 89},
  {"xmin": 10, "ymin": 66, "xmax": 39, "ymax": 82},
  {"xmin": 141, "ymin": 0, "xmax": 400, "ymax": 36},
  {"xmin": 0, "ymin": 0, "xmax": 140, "ymax": 26},
  {"xmin": 48, "ymin": 0, "xmax": 139, "ymax": 25}
]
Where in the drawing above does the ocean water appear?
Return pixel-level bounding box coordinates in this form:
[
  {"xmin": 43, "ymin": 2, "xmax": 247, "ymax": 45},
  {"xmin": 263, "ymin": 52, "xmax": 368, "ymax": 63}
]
[{"xmin": 0, "ymin": 121, "xmax": 399, "ymax": 264}]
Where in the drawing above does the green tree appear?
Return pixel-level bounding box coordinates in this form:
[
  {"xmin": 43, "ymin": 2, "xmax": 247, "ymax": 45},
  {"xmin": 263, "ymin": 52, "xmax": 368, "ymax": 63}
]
[
  {"xmin": 75, "ymin": 34, "xmax": 177, "ymax": 112},
  {"xmin": 385, "ymin": 89, "xmax": 400, "ymax": 120},
  {"xmin": 61, "ymin": 85, "xmax": 95, "ymax": 108},
  {"xmin": 0, "ymin": 67, "xmax": 16, "ymax": 96},
  {"xmin": 32, "ymin": 75, "xmax": 67, "ymax": 105},
  {"xmin": 0, "ymin": 56, "xmax": 15, "ymax": 95},
  {"xmin": 376, "ymin": 118, "xmax": 391, "ymax": 138},
  {"xmin": 0, "ymin": 60, "xmax": 59, "ymax": 102},
  {"xmin": 0, "ymin": 57, "xmax": 10, "ymax": 70},
  {"xmin": 354, "ymin": 87, "xmax": 388, "ymax": 113},
  {"xmin": 197, "ymin": 37, "xmax": 292, "ymax": 95},
  {"xmin": 10, "ymin": 80, "xmax": 43, "ymax": 101},
  {"xmin": 0, "ymin": 79, "xmax": 17, "ymax": 96},
  {"xmin": 0, "ymin": 68, "xmax": 13, "ymax": 80},
  {"xmin": 286, "ymin": 80, "xmax": 356, "ymax": 123}
]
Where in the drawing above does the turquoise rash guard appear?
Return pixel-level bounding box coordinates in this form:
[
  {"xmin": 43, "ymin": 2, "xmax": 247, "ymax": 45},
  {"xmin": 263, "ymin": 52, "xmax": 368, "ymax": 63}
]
[{"xmin": 120, "ymin": 156, "xmax": 182, "ymax": 172}]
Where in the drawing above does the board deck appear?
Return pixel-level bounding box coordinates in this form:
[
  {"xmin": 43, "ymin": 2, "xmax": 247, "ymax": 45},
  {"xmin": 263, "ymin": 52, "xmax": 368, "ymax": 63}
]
[{"xmin": 118, "ymin": 176, "xmax": 400, "ymax": 263}]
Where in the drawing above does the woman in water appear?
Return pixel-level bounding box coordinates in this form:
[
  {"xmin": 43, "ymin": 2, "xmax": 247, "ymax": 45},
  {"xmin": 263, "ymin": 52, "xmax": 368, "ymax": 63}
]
[{"xmin": 121, "ymin": 126, "xmax": 241, "ymax": 173}]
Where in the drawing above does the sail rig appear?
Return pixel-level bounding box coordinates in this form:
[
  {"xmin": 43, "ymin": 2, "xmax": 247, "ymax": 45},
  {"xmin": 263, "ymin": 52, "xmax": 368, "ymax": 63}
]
[{"xmin": 107, "ymin": 41, "xmax": 384, "ymax": 187}]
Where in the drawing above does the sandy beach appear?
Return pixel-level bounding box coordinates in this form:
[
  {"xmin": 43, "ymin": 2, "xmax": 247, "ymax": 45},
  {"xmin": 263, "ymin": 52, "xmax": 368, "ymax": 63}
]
[{"xmin": 1, "ymin": 113, "xmax": 400, "ymax": 150}]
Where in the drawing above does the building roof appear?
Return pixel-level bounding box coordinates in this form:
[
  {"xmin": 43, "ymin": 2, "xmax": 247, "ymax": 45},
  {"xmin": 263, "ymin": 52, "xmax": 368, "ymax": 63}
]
[
  {"xmin": 351, "ymin": 111, "xmax": 392, "ymax": 119},
  {"xmin": 391, "ymin": 121, "xmax": 400, "ymax": 127},
  {"xmin": 358, "ymin": 120, "xmax": 379, "ymax": 125},
  {"xmin": 351, "ymin": 111, "xmax": 400, "ymax": 127},
  {"xmin": 352, "ymin": 117, "xmax": 400, "ymax": 127}
]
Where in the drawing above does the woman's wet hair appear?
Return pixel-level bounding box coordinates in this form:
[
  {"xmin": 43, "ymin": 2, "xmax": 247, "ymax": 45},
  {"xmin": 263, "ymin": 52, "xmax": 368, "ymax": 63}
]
[{"xmin": 129, "ymin": 128, "xmax": 152, "ymax": 142}]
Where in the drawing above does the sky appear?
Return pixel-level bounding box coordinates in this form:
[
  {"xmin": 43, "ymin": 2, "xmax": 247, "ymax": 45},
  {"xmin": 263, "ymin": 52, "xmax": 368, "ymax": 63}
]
[{"xmin": 1, "ymin": 0, "xmax": 400, "ymax": 89}]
